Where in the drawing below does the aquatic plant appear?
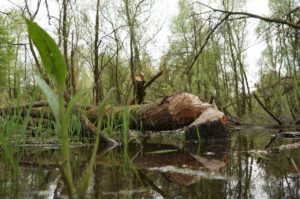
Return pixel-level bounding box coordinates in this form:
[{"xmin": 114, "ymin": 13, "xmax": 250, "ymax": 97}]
[{"xmin": 25, "ymin": 18, "xmax": 113, "ymax": 197}]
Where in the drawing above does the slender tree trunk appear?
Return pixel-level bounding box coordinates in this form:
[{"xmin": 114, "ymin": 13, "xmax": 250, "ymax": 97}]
[
  {"xmin": 94, "ymin": 0, "xmax": 102, "ymax": 104},
  {"xmin": 227, "ymin": 23, "xmax": 240, "ymax": 117},
  {"xmin": 129, "ymin": 34, "xmax": 136, "ymax": 102},
  {"xmin": 243, "ymin": 70, "xmax": 252, "ymax": 113},
  {"xmin": 124, "ymin": 0, "xmax": 144, "ymax": 104},
  {"xmin": 7, "ymin": 65, "xmax": 12, "ymax": 99},
  {"xmin": 62, "ymin": 0, "xmax": 70, "ymax": 93},
  {"xmin": 70, "ymin": 32, "xmax": 76, "ymax": 95},
  {"xmin": 113, "ymin": 30, "xmax": 121, "ymax": 104}
]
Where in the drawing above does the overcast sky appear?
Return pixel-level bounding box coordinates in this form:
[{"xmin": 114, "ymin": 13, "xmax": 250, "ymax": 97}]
[{"xmin": 1, "ymin": 0, "xmax": 269, "ymax": 87}]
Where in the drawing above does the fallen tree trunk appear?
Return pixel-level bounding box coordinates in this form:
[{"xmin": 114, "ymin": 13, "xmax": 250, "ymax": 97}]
[
  {"xmin": 1, "ymin": 92, "xmax": 228, "ymax": 139},
  {"xmin": 87, "ymin": 92, "xmax": 228, "ymax": 138}
]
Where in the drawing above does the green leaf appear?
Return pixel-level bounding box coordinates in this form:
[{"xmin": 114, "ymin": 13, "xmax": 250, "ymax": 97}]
[
  {"xmin": 25, "ymin": 19, "xmax": 67, "ymax": 86},
  {"xmin": 35, "ymin": 76, "xmax": 59, "ymax": 120}
]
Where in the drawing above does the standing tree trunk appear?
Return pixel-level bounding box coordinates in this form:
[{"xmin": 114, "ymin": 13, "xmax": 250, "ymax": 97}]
[
  {"xmin": 70, "ymin": 32, "xmax": 77, "ymax": 95},
  {"xmin": 93, "ymin": 0, "xmax": 103, "ymax": 104},
  {"xmin": 124, "ymin": 0, "xmax": 144, "ymax": 104},
  {"xmin": 62, "ymin": 0, "xmax": 71, "ymax": 93},
  {"xmin": 227, "ymin": 22, "xmax": 240, "ymax": 117},
  {"xmin": 113, "ymin": 28, "xmax": 121, "ymax": 104}
]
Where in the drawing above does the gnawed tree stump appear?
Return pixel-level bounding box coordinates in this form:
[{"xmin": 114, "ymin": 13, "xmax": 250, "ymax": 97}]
[{"xmin": 185, "ymin": 108, "xmax": 228, "ymax": 140}]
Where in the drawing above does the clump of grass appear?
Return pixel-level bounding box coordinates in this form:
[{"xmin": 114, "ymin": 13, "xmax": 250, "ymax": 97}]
[
  {"xmin": 0, "ymin": 93, "xmax": 38, "ymax": 183},
  {"xmin": 106, "ymin": 112, "xmax": 115, "ymax": 137}
]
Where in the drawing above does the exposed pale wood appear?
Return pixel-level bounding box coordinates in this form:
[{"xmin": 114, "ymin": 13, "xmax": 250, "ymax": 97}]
[
  {"xmin": 185, "ymin": 107, "xmax": 228, "ymax": 139},
  {"xmin": 137, "ymin": 92, "xmax": 213, "ymax": 130}
]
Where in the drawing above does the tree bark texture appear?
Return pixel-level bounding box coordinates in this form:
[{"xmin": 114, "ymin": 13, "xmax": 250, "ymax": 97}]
[{"xmin": 87, "ymin": 92, "xmax": 228, "ymax": 138}]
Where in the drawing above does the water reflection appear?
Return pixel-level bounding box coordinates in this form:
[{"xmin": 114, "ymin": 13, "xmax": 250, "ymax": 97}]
[{"xmin": 0, "ymin": 128, "xmax": 300, "ymax": 198}]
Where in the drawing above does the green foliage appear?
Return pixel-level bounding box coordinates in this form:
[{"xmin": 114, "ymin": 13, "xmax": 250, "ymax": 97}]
[
  {"xmin": 0, "ymin": 15, "xmax": 16, "ymax": 88},
  {"xmin": 255, "ymin": 0, "xmax": 300, "ymax": 120}
]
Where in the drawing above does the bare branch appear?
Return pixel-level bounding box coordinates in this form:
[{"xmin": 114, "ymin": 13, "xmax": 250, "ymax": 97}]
[
  {"xmin": 144, "ymin": 70, "xmax": 164, "ymax": 90},
  {"xmin": 253, "ymin": 93, "xmax": 283, "ymax": 125},
  {"xmin": 0, "ymin": 37, "xmax": 27, "ymax": 46},
  {"xmin": 185, "ymin": 14, "xmax": 230, "ymax": 73},
  {"xmin": 195, "ymin": 2, "xmax": 300, "ymax": 29}
]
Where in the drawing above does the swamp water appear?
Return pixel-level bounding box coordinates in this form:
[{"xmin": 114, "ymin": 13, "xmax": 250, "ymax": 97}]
[{"xmin": 0, "ymin": 128, "xmax": 300, "ymax": 199}]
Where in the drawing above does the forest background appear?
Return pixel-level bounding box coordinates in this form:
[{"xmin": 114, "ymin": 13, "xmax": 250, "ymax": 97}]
[{"xmin": 1, "ymin": 0, "xmax": 299, "ymax": 125}]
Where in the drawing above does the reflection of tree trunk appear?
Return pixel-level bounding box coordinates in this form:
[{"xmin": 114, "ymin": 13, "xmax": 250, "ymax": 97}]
[
  {"xmin": 138, "ymin": 171, "xmax": 167, "ymax": 198},
  {"xmin": 93, "ymin": 164, "xmax": 102, "ymax": 198},
  {"xmin": 237, "ymin": 134, "xmax": 242, "ymax": 198},
  {"xmin": 134, "ymin": 142, "xmax": 229, "ymax": 187}
]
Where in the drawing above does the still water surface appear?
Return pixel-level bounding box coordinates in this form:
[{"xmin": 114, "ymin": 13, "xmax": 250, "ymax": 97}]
[{"xmin": 1, "ymin": 128, "xmax": 300, "ymax": 198}]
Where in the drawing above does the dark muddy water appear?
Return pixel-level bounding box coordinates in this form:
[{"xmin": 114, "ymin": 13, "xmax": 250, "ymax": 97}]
[{"xmin": 1, "ymin": 128, "xmax": 300, "ymax": 198}]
